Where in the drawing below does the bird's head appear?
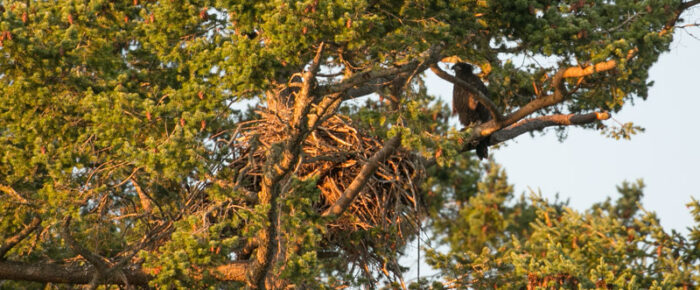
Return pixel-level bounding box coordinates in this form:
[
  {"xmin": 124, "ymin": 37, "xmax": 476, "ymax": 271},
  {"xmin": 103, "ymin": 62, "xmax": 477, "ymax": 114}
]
[{"xmin": 452, "ymin": 62, "xmax": 474, "ymax": 74}]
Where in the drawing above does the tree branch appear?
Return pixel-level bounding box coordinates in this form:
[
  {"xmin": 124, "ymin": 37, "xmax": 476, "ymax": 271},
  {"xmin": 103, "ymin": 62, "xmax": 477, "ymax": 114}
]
[
  {"xmin": 0, "ymin": 260, "xmax": 249, "ymax": 286},
  {"xmin": 343, "ymin": 78, "xmax": 389, "ymax": 99},
  {"xmin": 0, "ymin": 217, "xmax": 41, "ymax": 259},
  {"xmin": 293, "ymin": 42, "xmax": 325, "ymax": 128},
  {"xmin": 323, "ymin": 134, "xmax": 402, "ymax": 218},
  {"xmin": 247, "ymin": 45, "xmax": 330, "ymax": 287},
  {"xmin": 0, "ymin": 261, "xmax": 150, "ymax": 286},
  {"xmin": 562, "ymin": 49, "xmax": 637, "ymax": 78},
  {"xmin": 317, "ymin": 45, "xmax": 443, "ymax": 97},
  {"xmin": 213, "ymin": 262, "xmax": 249, "ymax": 282},
  {"xmin": 494, "ymin": 69, "xmax": 568, "ymax": 133},
  {"xmin": 561, "ymin": 0, "xmax": 698, "ymax": 79},
  {"xmin": 488, "ymin": 112, "xmax": 610, "ymax": 145},
  {"xmin": 0, "ymin": 184, "xmax": 32, "ymax": 205},
  {"xmin": 422, "ymin": 112, "xmax": 610, "ymax": 169},
  {"xmin": 429, "ymin": 64, "xmax": 503, "ymax": 121},
  {"xmin": 61, "ymin": 217, "xmax": 111, "ymax": 273}
]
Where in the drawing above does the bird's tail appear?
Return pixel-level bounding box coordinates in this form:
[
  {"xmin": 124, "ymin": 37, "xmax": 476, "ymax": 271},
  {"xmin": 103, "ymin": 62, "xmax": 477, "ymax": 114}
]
[{"xmin": 476, "ymin": 139, "xmax": 488, "ymax": 160}]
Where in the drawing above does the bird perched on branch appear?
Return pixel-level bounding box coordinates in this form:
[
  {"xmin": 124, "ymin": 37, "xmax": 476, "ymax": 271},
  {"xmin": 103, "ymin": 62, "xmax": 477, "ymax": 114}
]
[{"xmin": 452, "ymin": 62, "xmax": 492, "ymax": 159}]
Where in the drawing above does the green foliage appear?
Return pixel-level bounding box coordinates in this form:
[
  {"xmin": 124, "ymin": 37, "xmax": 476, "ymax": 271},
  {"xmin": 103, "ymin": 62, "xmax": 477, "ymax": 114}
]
[
  {"xmin": 277, "ymin": 177, "xmax": 326, "ymax": 286},
  {"xmin": 601, "ymin": 121, "xmax": 646, "ymax": 140},
  {"xmin": 424, "ymin": 166, "xmax": 700, "ymax": 289},
  {"xmin": 0, "ymin": 0, "xmax": 697, "ymax": 288}
]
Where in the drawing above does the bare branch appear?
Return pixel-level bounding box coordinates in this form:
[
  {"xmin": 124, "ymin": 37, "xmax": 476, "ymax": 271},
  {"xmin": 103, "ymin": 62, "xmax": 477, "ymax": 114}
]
[
  {"xmin": 488, "ymin": 69, "xmax": 569, "ymax": 135},
  {"xmin": 562, "ymin": 49, "xmax": 636, "ymax": 78},
  {"xmin": 488, "ymin": 112, "xmax": 610, "ymax": 145},
  {"xmin": 429, "ymin": 64, "xmax": 503, "ymax": 121},
  {"xmin": 323, "ymin": 134, "xmax": 402, "ymax": 218},
  {"xmin": 294, "ymin": 42, "xmax": 326, "ymax": 126},
  {"xmin": 0, "ymin": 261, "xmax": 150, "ymax": 286},
  {"xmin": 0, "ymin": 217, "xmax": 41, "ymax": 259},
  {"xmin": 343, "ymin": 78, "xmax": 388, "ymax": 99},
  {"xmin": 0, "ymin": 184, "xmax": 32, "ymax": 205},
  {"xmin": 422, "ymin": 112, "xmax": 610, "ymax": 169},
  {"xmin": 681, "ymin": 0, "xmax": 700, "ymax": 10}
]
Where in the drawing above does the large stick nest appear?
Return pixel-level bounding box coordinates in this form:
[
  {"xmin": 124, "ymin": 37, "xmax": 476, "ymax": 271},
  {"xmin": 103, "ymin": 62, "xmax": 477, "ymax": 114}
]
[{"xmin": 229, "ymin": 107, "xmax": 426, "ymax": 243}]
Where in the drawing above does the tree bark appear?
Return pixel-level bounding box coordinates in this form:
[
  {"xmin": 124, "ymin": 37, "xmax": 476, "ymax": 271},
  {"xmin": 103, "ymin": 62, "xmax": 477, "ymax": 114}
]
[
  {"xmin": 0, "ymin": 261, "xmax": 150, "ymax": 286},
  {"xmin": 323, "ymin": 134, "xmax": 402, "ymax": 218}
]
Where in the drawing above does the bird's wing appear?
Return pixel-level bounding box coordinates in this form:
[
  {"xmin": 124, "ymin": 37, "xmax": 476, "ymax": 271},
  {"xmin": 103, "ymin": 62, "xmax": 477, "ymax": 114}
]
[
  {"xmin": 465, "ymin": 73, "xmax": 488, "ymax": 110},
  {"xmin": 452, "ymin": 86, "xmax": 466, "ymax": 116}
]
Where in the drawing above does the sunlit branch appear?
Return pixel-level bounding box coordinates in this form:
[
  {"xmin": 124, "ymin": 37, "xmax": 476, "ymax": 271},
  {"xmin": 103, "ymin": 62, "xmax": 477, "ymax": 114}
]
[
  {"xmin": 323, "ymin": 134, "xmax": 402, "ymax": 218},
  {"xmin": 487, "ymin": 112, "xmax": 610, "ymax": 145}
]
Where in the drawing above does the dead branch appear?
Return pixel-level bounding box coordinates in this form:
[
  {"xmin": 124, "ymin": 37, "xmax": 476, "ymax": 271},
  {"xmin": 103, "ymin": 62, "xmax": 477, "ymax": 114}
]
[
  {"xmin": 488, "ymin": 112, "xmax": 610, "ymax": 145},
  {"xmin": 343, "ymin": 78, "xmax": 388, "ymax": 99},
  {"xmin": 323, "ymin": 134, "xmax": 402, "ymax": 218}
]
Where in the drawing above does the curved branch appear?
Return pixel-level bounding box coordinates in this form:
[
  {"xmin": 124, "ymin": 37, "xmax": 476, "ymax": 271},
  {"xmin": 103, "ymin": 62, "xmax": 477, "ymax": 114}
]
[
  {"xmin": 0, "ymin": 217, "xmax": 41, "ymax": 259},
  {"xmin": 323, "ymin": 134, "xmax": 402, "ymax": 218},
  {"xmin": 429, "ymin": 64, "xmax": 503, "ymax": 121}
]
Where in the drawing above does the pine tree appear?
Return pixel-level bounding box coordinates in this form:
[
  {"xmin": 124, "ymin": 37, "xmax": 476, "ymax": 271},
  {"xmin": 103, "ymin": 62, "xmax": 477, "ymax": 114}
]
[
  {"xmin": 0, "ymin": 0, "xmax": 698, "ymax": 288},
  {"xmin": 425, "ymin": 168, "xmax": 700, "ymax": 289}
]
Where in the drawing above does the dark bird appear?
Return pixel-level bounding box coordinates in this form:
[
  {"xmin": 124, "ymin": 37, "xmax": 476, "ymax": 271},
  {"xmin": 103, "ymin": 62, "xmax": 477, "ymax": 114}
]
[{"xmin": 452, "ymin": 62, "xmax": 492, "ymax": 159}]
